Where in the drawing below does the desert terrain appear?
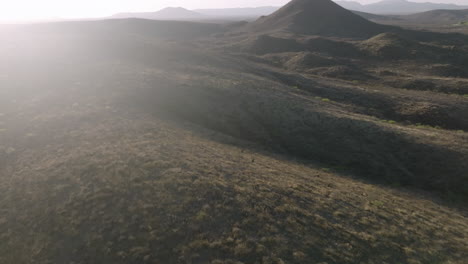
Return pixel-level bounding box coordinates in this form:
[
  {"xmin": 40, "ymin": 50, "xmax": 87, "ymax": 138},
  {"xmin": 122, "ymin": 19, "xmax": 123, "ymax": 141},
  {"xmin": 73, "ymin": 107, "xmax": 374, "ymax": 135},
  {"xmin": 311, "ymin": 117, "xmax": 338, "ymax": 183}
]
[{"xmin": 0, "ymin": 0, "xmax": 467, "ymax": 263}]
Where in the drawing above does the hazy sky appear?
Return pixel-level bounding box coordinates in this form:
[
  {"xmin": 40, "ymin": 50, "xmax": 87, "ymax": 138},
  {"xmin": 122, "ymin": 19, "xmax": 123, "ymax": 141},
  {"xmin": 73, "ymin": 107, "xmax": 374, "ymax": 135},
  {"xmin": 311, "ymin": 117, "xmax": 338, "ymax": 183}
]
[{"xmin": 1, "ymin": 0, "xmax": 468, "ymax": 21}]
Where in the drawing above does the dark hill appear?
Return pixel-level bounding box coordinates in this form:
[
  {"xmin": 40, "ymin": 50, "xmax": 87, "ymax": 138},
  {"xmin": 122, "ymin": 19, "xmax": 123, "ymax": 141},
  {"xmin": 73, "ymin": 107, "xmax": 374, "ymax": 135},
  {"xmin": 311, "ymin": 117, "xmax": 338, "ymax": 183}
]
[
  {"xmin": 357, "ymin": 32, "xmax": 445, "ymax": 59},
  {"xmin": 353, "ymin": 10, "xmax": 402, "ymax": 22},
  {"xmin": 402, "ymin": 8, "xmax": 468, "ymax": 24},
  {"xmin": 250, "ymin": 0, "xmax": 387, "ymax": 37}
]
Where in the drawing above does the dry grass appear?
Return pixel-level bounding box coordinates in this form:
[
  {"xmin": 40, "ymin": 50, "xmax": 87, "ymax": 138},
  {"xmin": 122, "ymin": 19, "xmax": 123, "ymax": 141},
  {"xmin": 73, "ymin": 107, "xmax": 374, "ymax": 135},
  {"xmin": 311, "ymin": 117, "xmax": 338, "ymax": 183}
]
[
  {"xmin": 1, "ymin": 100, "xmax": 467, "ymax": 263},
  {"xmin": 1, "ymin": 18, "xmax": 468, "ymax": 264}
]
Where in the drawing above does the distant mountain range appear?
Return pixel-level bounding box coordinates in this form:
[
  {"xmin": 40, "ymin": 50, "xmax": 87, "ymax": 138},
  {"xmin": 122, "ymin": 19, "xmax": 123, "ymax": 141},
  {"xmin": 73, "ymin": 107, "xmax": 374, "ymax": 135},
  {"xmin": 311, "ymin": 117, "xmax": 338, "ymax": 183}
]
[
  {"xmin": 336, "ymin": 0, "xmax": 468, "ymax": 15},
  {"xmin": 194, "ymin": 6, "xmax": 279, "ymax": 18},
  {"xmin": 111, "ymin": 7, "xmax": 206, "ymax": 20},
  {"xmin": 110, "ymin": 6, "xmax": 279, "ymax": 21},
  {"xmin": 355, "ymin": 8, "xmax": 468, "ymax": 25},
  {"xmin": 109, "ymin": 0, "xmax": 468, "ymax": 21}
]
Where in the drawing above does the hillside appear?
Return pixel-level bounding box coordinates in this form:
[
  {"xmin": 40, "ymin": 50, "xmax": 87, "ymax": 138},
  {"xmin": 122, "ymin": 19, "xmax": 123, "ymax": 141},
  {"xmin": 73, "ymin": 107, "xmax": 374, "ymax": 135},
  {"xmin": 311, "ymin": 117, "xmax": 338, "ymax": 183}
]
[
  {"xmin": 250, "ymin": 0, "xmax": 386, "ymax": 37},
  {"xmin": 353, "ymin": 10, "xmax": 402, "ymax": 22},
  {"xmin": 1, "ymin": 1, "xmax": 468, "ymax": 263},
  {"xmin": 1, "ymin": 20, "xmax": 468, "ymax": 264},
  {"xmin": 335, "ymin": 0, "xmax": 364, "ymax": 11}
]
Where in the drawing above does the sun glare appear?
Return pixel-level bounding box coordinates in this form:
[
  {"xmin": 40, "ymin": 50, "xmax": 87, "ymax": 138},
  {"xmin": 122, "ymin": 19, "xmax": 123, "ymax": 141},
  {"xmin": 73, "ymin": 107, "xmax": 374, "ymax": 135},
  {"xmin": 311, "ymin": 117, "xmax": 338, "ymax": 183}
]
[
  {"xmin": 0, "ymin": 0, "xmax": 113, "ymax": 22},
  {"xmin": 1, "ymin": 1, "xmax": 54, "ymax": 21}
]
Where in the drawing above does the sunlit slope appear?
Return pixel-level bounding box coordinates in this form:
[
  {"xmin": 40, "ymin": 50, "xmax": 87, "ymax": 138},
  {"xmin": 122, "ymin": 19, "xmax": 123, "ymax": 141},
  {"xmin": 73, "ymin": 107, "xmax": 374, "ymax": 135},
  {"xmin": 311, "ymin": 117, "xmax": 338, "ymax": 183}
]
[
  {"xmin": 0, "ymin": 20, "xmax": 467, "ymax": 263},
  {"xmin": 1, "ymin": 101, "xmax": 467, "ymax": 264}
]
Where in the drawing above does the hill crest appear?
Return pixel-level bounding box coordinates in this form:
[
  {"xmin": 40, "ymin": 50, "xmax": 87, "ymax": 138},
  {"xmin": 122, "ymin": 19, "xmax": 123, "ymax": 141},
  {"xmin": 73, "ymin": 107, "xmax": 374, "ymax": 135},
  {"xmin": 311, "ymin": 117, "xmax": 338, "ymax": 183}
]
[{"xmin": 251, "ymin": 0, "xmax": 385, "ymax": 37}]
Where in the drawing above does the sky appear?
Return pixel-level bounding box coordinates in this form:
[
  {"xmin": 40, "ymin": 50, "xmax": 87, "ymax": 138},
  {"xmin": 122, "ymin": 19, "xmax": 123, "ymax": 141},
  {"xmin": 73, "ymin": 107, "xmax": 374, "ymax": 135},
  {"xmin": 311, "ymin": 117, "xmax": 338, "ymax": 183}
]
[{"xmin": 1, "ymin": 0, "xmax": 468, "ymax": 22}]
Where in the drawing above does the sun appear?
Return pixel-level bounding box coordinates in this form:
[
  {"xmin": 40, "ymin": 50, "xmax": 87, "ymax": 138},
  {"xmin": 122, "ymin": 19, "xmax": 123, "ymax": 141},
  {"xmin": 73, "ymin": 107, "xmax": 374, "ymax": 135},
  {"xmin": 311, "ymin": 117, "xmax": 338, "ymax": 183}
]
[
  {"xmin": 0, "ymin": 0, "xmax": 112, "ymax": 22},
  {"xmin": 1, "ymin": 1, "xmax": 53, "ymax": 22}
]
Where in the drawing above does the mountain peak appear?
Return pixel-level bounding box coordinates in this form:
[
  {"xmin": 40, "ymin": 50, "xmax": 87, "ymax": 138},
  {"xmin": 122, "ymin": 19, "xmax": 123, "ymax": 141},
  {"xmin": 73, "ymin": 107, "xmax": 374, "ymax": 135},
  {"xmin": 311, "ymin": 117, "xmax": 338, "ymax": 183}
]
[{"xmin": 251, "ymin": 0, "xmax": 385, "ymax": 37}]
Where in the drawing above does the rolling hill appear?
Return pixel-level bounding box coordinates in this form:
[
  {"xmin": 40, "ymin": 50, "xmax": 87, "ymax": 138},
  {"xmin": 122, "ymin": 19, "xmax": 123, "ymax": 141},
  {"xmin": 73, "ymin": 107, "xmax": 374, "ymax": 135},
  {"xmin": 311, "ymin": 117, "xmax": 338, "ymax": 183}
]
[
  {"xmin": 353, "ymin": 8, "xmax": 468, "ymax": 33},
  {"xmin": 336, "ymin": 0, "xmax": 468, "ymax": 14},
  {"xmin": 1, "ymin": 0, "xmax": 468, "ymax": 263}
]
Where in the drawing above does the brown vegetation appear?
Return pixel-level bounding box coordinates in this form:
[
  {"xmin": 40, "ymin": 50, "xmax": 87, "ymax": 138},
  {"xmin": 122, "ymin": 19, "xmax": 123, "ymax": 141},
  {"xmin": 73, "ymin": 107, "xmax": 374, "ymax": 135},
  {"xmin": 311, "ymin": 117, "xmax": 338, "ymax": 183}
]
[{"xmin": 1, "ymin": 0, "xmax": 468, "ymax": 263}]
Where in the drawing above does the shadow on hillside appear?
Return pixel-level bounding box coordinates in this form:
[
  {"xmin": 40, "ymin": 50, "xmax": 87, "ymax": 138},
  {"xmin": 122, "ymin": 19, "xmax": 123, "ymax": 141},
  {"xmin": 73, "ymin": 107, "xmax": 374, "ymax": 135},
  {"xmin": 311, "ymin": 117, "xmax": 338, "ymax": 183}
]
[
  {"xmin": 260, "ymin": 70, "xmax": 468, "ymax": 131},
  {"xmin": 129, "ymin": 79, "xmax": 468, "ymax": 203}
]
